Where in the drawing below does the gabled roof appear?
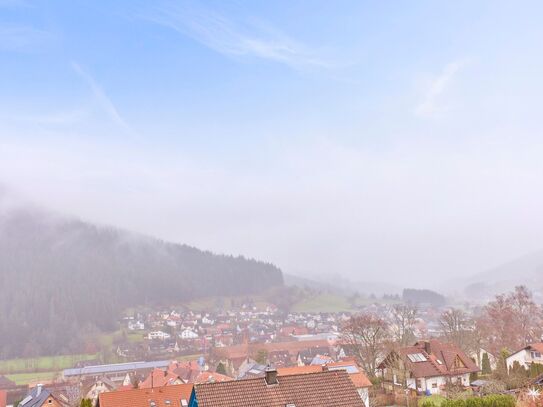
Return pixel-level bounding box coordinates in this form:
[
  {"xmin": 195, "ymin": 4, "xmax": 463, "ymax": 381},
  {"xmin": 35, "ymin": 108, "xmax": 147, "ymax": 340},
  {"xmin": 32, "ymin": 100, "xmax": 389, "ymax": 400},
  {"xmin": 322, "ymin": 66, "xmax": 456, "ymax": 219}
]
[
  {"xmin": 508, "ymin": 342, "xmax": 543, "ymax": 358},
  {"xmin": 193, "ymin": 370, "xmax": 364, "ymax": 407},
  {"xmin": 379, "ymin": 340, "xmax": 479, "ymax": 378},
  {"xmin": 139, "ymin": 368, "xmax": 182, "ymax": 389},
  {"xmin": 98, "ymin": 383, "xmax": 193, "ymax": 407},
  {"xmin": 0, "ymin": 376, "xmax": 16, "ymax": 390},
  {"xmin": 19, "ymin": 386, "xmax": 66, "ymax": 407}
]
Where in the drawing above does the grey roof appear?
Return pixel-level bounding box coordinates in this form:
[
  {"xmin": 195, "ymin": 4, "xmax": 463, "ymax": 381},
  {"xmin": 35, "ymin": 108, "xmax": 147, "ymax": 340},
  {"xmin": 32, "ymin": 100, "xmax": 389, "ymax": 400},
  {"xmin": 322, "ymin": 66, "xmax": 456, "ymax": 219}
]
[
  {"xmin": 19, "ymin": 386, "xmax": 52, "ymax": 407},
  {"xmin": 63, "ymin": 360, "xmax": 170, "ymax": 377}
]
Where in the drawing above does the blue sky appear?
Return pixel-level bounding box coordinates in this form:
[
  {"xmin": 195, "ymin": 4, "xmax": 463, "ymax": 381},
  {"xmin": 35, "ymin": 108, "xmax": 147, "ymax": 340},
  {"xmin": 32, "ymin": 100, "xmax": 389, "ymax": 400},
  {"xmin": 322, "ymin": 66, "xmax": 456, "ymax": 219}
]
[{"xmin": 2, "ymin": 0, "xmax": 543, "ymax": 287}]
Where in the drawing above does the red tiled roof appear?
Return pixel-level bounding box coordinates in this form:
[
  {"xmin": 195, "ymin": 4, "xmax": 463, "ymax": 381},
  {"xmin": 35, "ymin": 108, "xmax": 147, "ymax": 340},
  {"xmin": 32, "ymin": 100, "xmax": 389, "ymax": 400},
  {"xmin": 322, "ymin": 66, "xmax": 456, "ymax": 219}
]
[
  {"xmin": 193, "ymin": 371, "xmax": 233, "ymax": 384},
  {"xmin": 278, "ymin": 362, "xmax": 372, "ymax": 388},
  {"xmin": 277, "ymin": 366, "xmax": 322, "ymax": 376},
  {"xmin": 139, "ymin": 368, "xmax": 182, "ymax": 389},
  {"xmin": 529, "ymin": 343, "xmax": 543, "ymax": 354},
  {"xmin": 194, "ymin": 370, "xmax": 364, "ymax": 407},
  {"xmin": 98, "ymin": 384, "xmax": 193, "ymax": 407}
]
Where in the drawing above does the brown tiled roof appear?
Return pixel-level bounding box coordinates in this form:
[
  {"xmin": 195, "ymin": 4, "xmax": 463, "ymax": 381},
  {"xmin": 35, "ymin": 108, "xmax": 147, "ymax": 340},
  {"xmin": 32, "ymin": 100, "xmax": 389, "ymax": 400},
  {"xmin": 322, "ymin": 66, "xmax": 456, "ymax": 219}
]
[
  {"xmin": 97, "ymin": 383, "xmax": 193, "ymax": 407},
  {"xmin": 380, "ymin": 340, "xmax": 479, "ymax": 379},
  {"xmin": 193, "ymin": 370, "xmax": 364, "ymax": 407}
]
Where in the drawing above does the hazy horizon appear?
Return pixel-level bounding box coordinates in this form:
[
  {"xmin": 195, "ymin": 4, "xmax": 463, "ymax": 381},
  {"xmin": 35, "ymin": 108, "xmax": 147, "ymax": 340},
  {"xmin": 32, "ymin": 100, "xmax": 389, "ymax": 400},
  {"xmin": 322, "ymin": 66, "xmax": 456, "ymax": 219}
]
[{"xmin": 2, "ymin": 0, "xmax": 543, "ymax": 286}]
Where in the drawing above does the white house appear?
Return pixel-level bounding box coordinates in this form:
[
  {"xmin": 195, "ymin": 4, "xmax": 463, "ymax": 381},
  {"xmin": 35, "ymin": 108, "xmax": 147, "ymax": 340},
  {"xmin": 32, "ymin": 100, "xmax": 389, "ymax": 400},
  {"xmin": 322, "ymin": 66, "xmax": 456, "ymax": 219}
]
[
  {"xmin": 506, "ymin": 343, "xmax": 543, "ymax": 371},
  {"xmin": 378, "ymin": 340, "xmax": 480, "ymax": 396},
  {"xmin": 179, "ymin": 329, "xmax": 199, "ymax": 340},
  {"xmin": 148, "ymin": 331, "xmax": 171, "ymax": 340},
  {"xmin": 128, "ymin": 320, "xmax": 145, "ymax": 331}
]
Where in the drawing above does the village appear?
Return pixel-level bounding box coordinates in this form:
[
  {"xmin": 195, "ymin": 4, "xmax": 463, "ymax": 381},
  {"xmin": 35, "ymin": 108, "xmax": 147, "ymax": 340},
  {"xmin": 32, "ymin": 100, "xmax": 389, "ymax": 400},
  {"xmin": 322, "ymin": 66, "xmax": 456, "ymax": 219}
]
[{"xmin": 1, "ymin": 286, "xmax": 542, "ymax": 407}]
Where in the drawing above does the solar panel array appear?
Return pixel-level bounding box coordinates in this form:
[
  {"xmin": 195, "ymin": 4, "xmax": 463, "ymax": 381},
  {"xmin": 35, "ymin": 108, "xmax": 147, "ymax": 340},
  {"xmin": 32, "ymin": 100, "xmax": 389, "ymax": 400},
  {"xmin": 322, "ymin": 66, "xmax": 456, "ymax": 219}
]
[
  {"xmin": 407, "ymin": 353, "xmax": 427, "ymax": 362},
  {"xmin": 63, "ymin": 360, "xmax": 170, "ymax": 376}
]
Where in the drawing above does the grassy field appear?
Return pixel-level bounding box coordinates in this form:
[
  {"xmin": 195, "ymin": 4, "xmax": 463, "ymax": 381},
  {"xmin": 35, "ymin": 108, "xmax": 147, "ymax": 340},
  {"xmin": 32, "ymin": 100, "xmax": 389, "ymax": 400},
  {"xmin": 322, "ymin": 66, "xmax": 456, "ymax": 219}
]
[
  {"xmin": 291, "ymin": 293, "xmax": 354, "ymax": 312},
  {"xmin": 0, "ymin": 353, "xmax": 97, "ymax": 375},
  {"xmin": 6, "ymin": 371, "xmax": 59, "ymax": 385}
]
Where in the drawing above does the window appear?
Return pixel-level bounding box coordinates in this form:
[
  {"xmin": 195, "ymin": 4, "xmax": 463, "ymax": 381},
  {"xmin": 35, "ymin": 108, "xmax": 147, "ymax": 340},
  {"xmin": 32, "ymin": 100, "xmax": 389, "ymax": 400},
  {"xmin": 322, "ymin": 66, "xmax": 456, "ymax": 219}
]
[
  {"xmin": 432, "ymin": 383, "xmax": 437, "ymax": 388},
  {"xmin": 531, "ymin": 351, "xmax": 541, "ymax": 359}
]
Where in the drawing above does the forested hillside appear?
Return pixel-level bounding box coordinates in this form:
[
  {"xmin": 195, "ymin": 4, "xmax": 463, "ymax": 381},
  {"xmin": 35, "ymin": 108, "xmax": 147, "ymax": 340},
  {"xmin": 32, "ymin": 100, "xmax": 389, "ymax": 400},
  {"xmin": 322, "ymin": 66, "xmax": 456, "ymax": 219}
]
[{"xmin": 0, "ymin": 204, "xmax": 283, "ymax": 358}]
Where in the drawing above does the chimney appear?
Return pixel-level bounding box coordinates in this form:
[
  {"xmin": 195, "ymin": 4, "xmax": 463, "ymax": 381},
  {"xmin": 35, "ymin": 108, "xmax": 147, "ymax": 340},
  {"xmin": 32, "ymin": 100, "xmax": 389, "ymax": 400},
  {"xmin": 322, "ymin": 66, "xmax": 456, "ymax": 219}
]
[
  {"xmin": 265, "ymin": 367, "xmax": 278, "ymax": 385},
  {"xmin": 36, "ymin": 384, "xmax": 43, "ymax": 396},
  {"xmin": 423, "ymin": 341, "xmax": 431, "ymax": 355}
]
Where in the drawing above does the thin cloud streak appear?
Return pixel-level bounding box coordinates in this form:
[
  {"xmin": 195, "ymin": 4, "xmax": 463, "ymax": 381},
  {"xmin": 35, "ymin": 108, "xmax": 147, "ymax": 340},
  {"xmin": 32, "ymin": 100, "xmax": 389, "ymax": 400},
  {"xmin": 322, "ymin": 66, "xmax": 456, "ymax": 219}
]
[
  {"xmin": 415, "ymin": 60, "xmax": 467, "ymax": 118},
  {"xmin": 71, "ymin": 62, "xmax": 131, "ymax": 131},
  {"xmin": 0, "ymin": 24, "xmax": 53, "ymax": 52},
  {"xmin": 147, "ymin": 3, "xmax": 332, "ymax": 70}
]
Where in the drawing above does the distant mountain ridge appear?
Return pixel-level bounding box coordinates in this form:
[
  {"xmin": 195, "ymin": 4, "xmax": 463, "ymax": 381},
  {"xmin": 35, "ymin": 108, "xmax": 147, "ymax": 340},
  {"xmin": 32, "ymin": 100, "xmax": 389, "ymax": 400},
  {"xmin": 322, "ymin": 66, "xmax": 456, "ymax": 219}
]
[
  {"xmin": 0, "ymin": 200, "xmax": 283, "ymax": 358},
  {"xmin": 460, "ymin": 250, "xmax": 543, "ymax": 300}
]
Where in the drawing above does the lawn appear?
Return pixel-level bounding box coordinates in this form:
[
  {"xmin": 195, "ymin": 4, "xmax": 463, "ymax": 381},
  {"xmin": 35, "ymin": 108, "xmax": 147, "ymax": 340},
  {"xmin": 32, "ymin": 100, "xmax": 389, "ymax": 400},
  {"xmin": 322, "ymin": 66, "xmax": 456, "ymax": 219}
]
[
  {"xmin": 418, "ymin": 395, "xmax": 446, "ymax": 406},
  {"xmin": 0, "ymin": 353, "xmax": 98, "ymax": 374}
]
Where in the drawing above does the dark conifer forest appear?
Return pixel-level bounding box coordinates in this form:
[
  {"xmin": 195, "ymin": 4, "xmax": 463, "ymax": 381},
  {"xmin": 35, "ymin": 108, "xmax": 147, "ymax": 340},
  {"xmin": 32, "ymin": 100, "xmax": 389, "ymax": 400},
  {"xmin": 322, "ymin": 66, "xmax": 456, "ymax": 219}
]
[{"xmin": 0, "ymin": 205, "xmax": 283, "ymax": 358}]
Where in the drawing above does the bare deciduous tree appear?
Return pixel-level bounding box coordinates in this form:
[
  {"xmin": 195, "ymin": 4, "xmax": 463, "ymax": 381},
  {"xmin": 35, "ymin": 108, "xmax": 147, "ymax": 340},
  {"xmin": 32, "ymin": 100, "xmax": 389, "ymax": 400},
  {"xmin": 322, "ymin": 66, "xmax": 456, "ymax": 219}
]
[
  {"xmin": 342, "ymin": 312, "xmax": 389, "ymax": 377},
  {"xmin": 389, "ymin": 303, "xmax": 418, "ymax": 346}
]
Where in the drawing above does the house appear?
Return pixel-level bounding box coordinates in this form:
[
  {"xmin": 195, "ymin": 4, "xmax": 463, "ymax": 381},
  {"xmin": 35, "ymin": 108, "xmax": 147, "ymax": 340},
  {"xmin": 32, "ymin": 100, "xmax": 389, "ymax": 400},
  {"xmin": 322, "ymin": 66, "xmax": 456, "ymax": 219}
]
[
  {"xmin": 0, "ymin": 377, "xmax": 15, "ymax": 391},
  {"xmin": 378, "ymin": 340, "xmax": 479, "ymax": 395},
  {"xmin": 188, "ymin": 368, "xmax": 365, "ymax": 407},
  {"xmin": 506, "ymin": 343, "xmax": 543, "ymax": 371},
  {"xmin": 148, "ymin": 331, "xmax": 171, "ymax": 340},
  {"xmin": 297, "ymin": 346, "xmax": 331, "ymax": 366},
  {"xmin": 327, "ymin": 361, "xmax": 373, "ymax": 407},
  {"xmin": 192, "ymin": 371, "xmax": 233, "ymax": 384},
  {"xmin": 127, "ymin": 320, "xmax": 145, "ymax": 331},
  {"xmin": 139, "ymin": 368, "xmax": 184, "ymax": 388},
  {"xmin": 18, "ymin": 385, "xmax": 67, "ymax": 407},
  {"xmin": 180, "ymin": 329, "xmax": 199, "ymax": 340},
  {"xmin": 82, "ymin": 376, "xmax": 118, "ymax": 405},
  {"xmin": 0, "ymin": 390, "xmax": 6, "ymax": 407},
  {"xmin": 470, "ymin": 348, "xmax": 497, "ymax": 371},
  {"xmin": 97, "ymin": 383, "xmax": 193, "ymax": 407}
]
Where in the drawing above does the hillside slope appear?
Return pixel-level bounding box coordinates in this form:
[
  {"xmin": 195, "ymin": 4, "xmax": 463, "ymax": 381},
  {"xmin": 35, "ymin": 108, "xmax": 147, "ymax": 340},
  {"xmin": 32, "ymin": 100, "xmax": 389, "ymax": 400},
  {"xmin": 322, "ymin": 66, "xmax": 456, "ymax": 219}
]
[
  {"xmin": 461, "ymin": 250, "xmax": 543, "ymax": 299},
  {"xmin": 0, "ymin": 203, "xmax": 283, "ymax": 358}
]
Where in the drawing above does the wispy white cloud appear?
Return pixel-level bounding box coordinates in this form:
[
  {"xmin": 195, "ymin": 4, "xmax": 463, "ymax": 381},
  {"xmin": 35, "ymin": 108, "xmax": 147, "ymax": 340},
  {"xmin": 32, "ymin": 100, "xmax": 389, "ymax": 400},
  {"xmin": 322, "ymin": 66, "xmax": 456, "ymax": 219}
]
[
  {"xmin": 0, "ymin": 24, "xmax": 53, "ymax": 52},
  {"xmin": 415, "ymin": 60, "xmax": 467, "ymax": 118},
  {"xmin": 146, "ymin": 3, "xmax": 331, "ymax": 70},
  {"xmin": 71, "ymin": 62, "xmax": 130, "ymax": 131}
]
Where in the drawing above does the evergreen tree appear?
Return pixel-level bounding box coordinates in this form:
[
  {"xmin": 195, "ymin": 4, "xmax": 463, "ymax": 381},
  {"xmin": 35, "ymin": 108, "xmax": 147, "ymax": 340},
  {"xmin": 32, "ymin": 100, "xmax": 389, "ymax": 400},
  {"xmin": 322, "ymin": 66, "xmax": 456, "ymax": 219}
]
[
  {"xmin": 216, "ymin": 362, "xmax": 227, "ymax": 376},
  {"xmin": 482, "ymin": 352, "xmax": 492, "ymax": 374}
]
